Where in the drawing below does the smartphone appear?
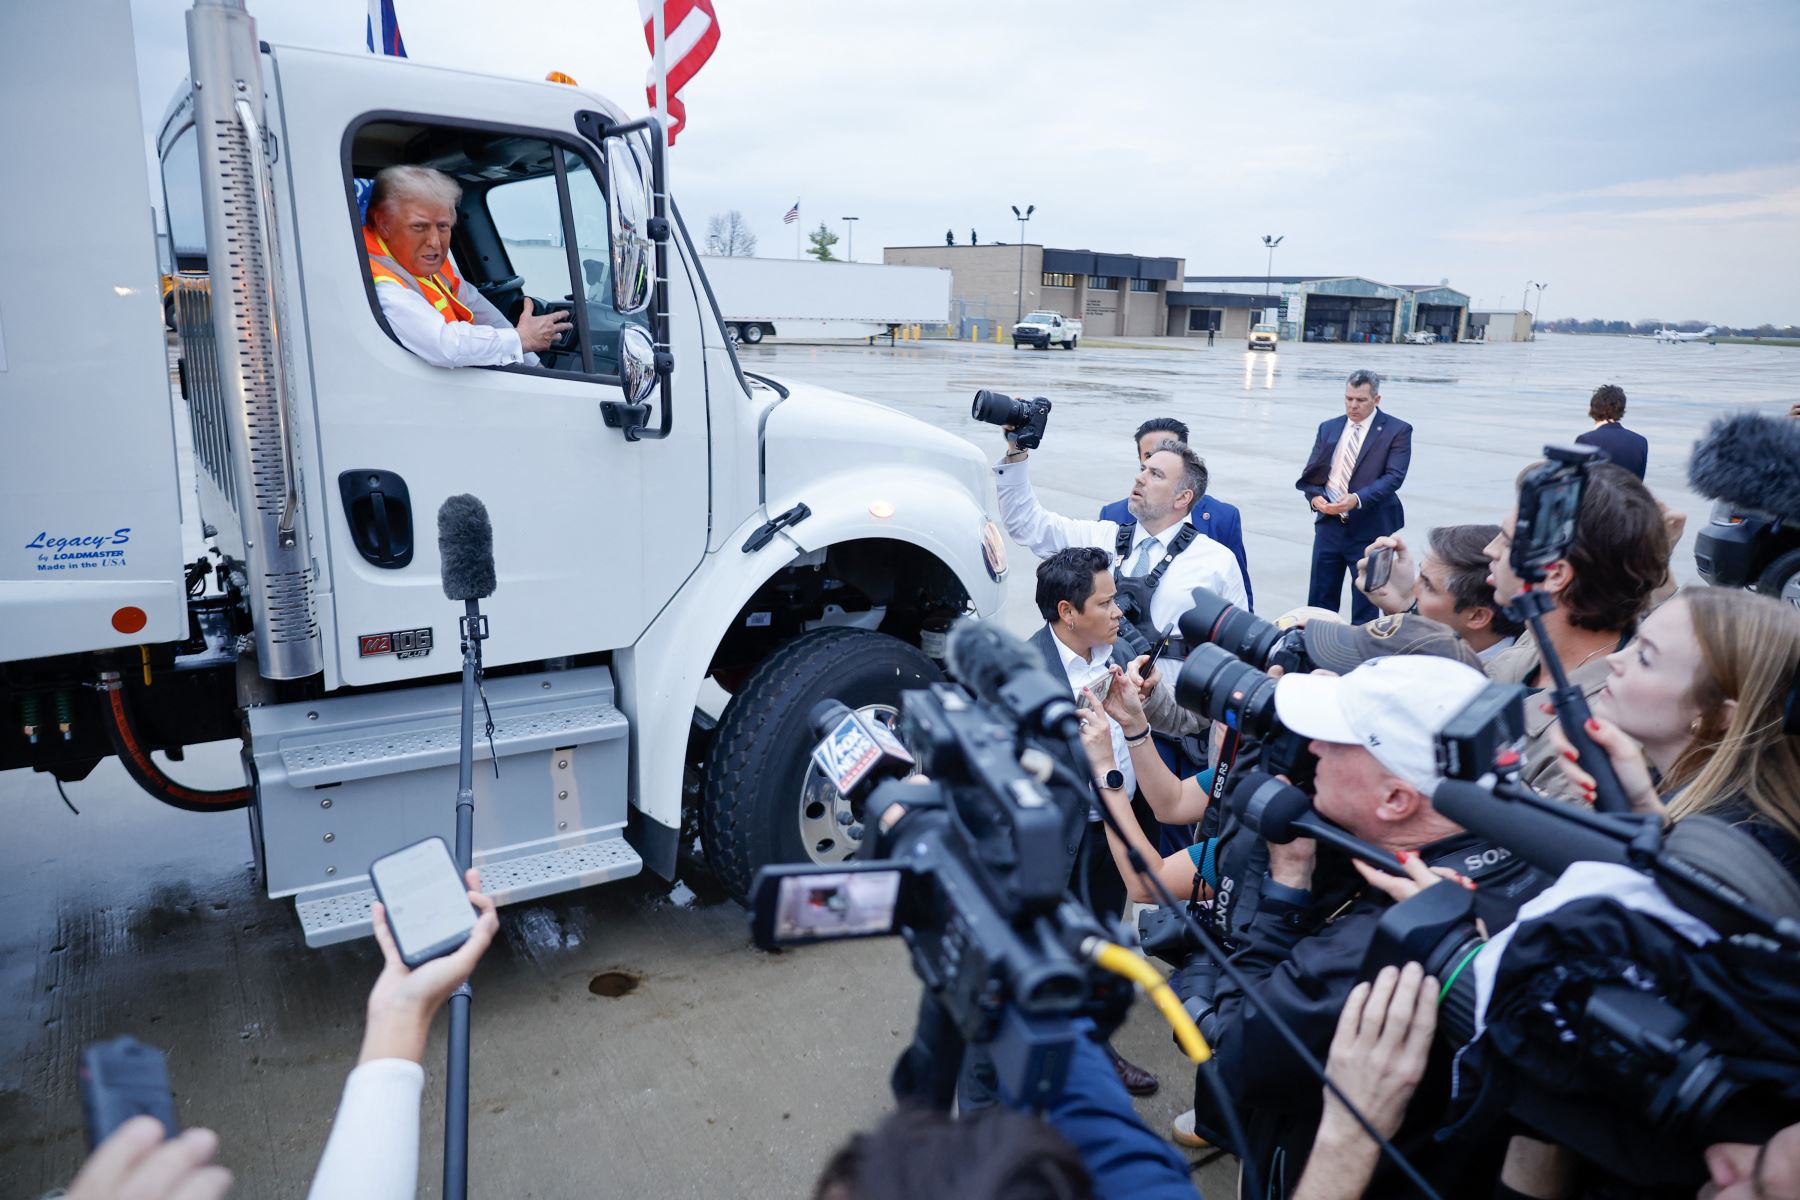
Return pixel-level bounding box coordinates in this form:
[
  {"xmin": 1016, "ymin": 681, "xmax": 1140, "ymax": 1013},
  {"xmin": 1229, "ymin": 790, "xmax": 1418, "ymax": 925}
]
[
  {"xmin": 1363, "ymin": 547, "xmax": 1394, "ymax": 592},
  {"xmin": 368, "ymin": 836, "xmax": 478, "ymax": 967},
  {"xmin": 1145, "ymin": 625, "xmax": 1176, "ymax": 668},
  {"xmin": 80, "ymin": 1037, "xmax": 179, "ymax": 1148}
]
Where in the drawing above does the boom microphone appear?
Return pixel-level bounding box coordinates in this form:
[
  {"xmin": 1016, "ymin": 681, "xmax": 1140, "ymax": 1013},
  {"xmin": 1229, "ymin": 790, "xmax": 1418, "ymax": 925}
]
[
  {"xmin": 1232, "ymin": 771, "xmax": 1408, "ymax": 876},
  {"xmin": 946, "ymin": 619, "xmax": 1080, "ymax": 738},
  {"xmin": 1687, "ymin": 411, "xmax": 1800, "ymax": 522},
  {"xmin": 438, "ymin": 494, "xmax": 497, "ymax": 601}
]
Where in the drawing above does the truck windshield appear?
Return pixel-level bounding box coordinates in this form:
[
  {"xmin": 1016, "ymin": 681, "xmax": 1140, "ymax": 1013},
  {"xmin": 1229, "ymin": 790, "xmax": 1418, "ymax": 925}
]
[{"xmin": 1023, "ymin": 312, "xmax": 1058, "ymax": 323}]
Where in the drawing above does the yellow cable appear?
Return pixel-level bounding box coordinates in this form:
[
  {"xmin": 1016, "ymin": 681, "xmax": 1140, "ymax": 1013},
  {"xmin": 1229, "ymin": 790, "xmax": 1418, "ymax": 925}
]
[{"xmin": 1086, "ymin": 939, "xmax": 1212, "ymax": 1064}]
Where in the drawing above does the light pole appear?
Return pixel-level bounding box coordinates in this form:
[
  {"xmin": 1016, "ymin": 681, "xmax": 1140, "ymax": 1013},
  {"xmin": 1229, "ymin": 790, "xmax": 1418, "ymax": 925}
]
[
  {"xmin": 1523, "ymin": 280, "xmax": 1536, "ymax": 314},
  {"xmin": 1011, "ymin": 204, "xmax": 1034, "ymax": 323},
  {"xmin": 1533, "ymin": 282, "xmax": 1547, "ymax": 331},
  {"xmin": 1262, "ymin": 234, "xmax": 1284, "ymax": 329},
  {"xmin": 841, "ymin": 216, "xmax": 858, "ymax": 263}
]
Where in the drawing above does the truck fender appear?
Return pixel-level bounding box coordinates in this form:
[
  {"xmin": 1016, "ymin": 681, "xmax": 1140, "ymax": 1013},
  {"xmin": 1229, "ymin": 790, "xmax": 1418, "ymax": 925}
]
[{"xmin": 613, "ymin": 483, "xmax": 1002, "ymax": 875}]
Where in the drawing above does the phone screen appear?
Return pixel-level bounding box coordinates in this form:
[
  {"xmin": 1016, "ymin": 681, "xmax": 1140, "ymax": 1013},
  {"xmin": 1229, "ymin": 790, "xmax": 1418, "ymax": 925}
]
[
  {"xmin": 369, "ymin": 837, "xmax": 477, "ymax": 965},
  {"xmin": 1364, "ymin": 547, "xmax": 1394, "ymax": 591}
]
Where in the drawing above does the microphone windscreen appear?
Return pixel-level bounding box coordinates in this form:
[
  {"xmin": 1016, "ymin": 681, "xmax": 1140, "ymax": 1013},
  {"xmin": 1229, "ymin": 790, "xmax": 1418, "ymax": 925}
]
[
  {"xmin": 946, "ymin": 619, "xmax": 1041, "ymax": 705},
  {"xmin": 1687, "ymin": 412, "xmax": 1800, "ymax": 522},
  {"xmin": 438, "ymin": 494, "xmax": 497, "ymax": 601}
]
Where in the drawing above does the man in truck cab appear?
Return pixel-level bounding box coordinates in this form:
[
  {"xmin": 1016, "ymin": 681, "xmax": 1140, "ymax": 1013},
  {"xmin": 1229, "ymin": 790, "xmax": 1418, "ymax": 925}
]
[{"xmin": 363, "ymin": 165, "xmax": 570, "ymax": 368}]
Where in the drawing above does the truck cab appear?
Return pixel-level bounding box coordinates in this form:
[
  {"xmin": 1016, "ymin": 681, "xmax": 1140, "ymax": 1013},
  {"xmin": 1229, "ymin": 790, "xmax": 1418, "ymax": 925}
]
[
  {"xmin": 1, "ymin": 0, "xmax": 1004, "ymax": 944},
  {"xmin": 1247, "ymin": 323, "xmax": 1278, "ymax": 351}
]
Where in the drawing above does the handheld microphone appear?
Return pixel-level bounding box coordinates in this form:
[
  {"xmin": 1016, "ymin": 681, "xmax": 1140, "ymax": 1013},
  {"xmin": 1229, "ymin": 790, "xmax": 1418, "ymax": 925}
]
[
  {"xmin": 946, "ymin": 619, "xmax": 1080, "ymax": 739},
  {"xmin": 809, "ymin": 699, "xmax": 915, "ymax": 814},
  {"xmin": 1232, "ymin": 771, "xmax": 1408, "ymax": 876},
  {"xmin": 1687, "ymin": 411, "xmax": 1800, "ymax": 522},
  {"xmin": 438, "ymin": 494, "xmax": 497, "ymax": 601}
]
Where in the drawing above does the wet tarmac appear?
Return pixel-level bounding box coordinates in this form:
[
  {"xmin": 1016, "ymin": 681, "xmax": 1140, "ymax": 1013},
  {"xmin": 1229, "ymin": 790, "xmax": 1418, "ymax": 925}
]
[{"xmin": 5, "ymin": 332, "xmax": 1794, "ymax": 1197}]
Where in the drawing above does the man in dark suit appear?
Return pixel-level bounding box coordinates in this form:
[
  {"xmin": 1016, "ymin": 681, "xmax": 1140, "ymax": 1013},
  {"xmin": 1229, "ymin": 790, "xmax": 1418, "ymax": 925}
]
[
  {"xmin": 1296, "ymin": 369, "xmax": 1412, "ymax": 624},
  {"xmin": 1574, "ymin": 383, "xmax": 1649, "ymax": 480},
  {"xmin": 1099, "ymin": 417, "xmax": 1254, "ymax": 610}
]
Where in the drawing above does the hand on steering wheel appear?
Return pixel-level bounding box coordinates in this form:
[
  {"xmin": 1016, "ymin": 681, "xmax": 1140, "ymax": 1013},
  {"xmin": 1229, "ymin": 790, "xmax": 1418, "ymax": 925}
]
[{"xmin": 517, "ymin": 297, "xmax": 575, "ymax": 355}]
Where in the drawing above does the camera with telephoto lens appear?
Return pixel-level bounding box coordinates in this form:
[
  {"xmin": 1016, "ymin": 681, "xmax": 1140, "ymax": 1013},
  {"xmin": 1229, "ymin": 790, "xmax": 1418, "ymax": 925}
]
[
  {"xmin": 1354, "ymin": 680, "xmax": 1800, "ymax": 1190},
  {"xmin": 1172, "ymin": 590, "xmax": 1317, "ymax": 789},
  {"xmin": 971, "ymin": 389, "xmax": 1052, "ymax": 450},
  {"xmin": 748, "ymin": 679, "xmax": 1134, "ymax": 1110}
]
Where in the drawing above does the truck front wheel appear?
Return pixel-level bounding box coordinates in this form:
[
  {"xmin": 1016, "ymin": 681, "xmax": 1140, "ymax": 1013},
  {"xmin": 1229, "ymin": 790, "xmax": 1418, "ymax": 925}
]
[{"xmin": 702, "ymin": 627, "xmax": 942, "ymax": 904}]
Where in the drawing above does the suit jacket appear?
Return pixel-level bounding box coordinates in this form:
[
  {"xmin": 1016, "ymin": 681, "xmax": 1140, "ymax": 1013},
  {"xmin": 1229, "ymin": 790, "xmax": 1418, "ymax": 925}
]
[
  {"xmin": 1296, "ymin": 411, "xmax": 1412, "ymax": 541},
  {"xmin": 1574, "ymin": 422, "xmax": 1648, "ymax": 481},
  {"xmin": 1099, "ymin": 494, "xmax": 1254, "ymax": 611}
]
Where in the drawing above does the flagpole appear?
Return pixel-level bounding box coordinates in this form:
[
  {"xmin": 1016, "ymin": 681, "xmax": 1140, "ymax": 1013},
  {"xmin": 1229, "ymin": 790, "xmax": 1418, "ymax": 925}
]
[
  {"xmin": 795, "ymin": 203, "xmax": 801, "ymax": 259},
  {"xmin": 653, "ymin": 1, "xmax": 669, "ymax": 193}
]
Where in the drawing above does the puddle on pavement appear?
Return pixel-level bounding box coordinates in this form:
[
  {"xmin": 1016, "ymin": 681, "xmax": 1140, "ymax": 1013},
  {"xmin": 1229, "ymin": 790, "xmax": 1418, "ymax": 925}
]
[{"xmin": 588, "ymin": 970, "xmax": 640, "ymax": 998}]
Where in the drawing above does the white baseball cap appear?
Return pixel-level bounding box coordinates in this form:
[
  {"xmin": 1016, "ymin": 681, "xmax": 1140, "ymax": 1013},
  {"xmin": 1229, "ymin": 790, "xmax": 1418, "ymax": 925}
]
[{"xmin": 1273, "ymin": 655, "xmax": 1490, "ymax": 790}]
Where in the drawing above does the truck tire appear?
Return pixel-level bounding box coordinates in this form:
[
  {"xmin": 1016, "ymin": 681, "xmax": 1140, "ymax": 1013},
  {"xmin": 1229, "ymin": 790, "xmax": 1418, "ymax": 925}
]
[
  {"xmin": 1755, "ymin": 548, "xmax": 1800, "ymax": 607},
  {"xmin": 702, "ymin": 627, "xmax": 942, "ymax": 904},
  {"xmin": 1066, "ymin": 336, "xmax": 1077, "ymax": 350},
  {"xmin": 740, "ymin": 322, "xmax": 765, "ymax": 345}
]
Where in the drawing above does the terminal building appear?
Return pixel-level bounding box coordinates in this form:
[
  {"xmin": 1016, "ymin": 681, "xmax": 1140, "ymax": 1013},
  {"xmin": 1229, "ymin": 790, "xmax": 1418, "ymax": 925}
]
[
  {"xmin": 883, "ymin": 243, "xmax": 1181, "ymax": 340},
  {"xmin": 1183, "ymin": 275, "xmax": 1472, "ymax": 344}
]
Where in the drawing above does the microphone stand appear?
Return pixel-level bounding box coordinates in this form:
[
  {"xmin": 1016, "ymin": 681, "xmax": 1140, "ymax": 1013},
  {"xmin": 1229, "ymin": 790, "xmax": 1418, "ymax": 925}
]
[{"xmin": 444, "ymin": 596, "xmax": 487, "ymax": 1200}]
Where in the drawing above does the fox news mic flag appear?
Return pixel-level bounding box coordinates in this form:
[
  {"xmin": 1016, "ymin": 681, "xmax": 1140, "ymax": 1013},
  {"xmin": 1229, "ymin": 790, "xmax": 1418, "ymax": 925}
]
[{"xmin": 640, "ymin": 0, "xmax": 721, "ymax": 146}]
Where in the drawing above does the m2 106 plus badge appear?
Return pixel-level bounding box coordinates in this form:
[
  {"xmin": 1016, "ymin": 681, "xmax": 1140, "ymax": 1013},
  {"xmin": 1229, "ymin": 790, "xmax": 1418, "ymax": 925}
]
[{"xmin": 358, "ymin": 627, "xmax": 434, "ymax": 660}]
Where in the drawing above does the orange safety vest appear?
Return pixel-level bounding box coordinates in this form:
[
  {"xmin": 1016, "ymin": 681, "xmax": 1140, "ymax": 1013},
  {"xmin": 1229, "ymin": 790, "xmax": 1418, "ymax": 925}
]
[{"xmin": 364, "ymin": 227, "xmax": 476, "ymax": 324}]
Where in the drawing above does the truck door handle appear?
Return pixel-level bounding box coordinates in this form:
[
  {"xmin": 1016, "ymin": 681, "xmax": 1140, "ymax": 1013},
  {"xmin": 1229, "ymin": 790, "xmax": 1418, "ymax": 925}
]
[{"xmin": 338, "ymin": 470, "xmax": 415, "ymax": 568}]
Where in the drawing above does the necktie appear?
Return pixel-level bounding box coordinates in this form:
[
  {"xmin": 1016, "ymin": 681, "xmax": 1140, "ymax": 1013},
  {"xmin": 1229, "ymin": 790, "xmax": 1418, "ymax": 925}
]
[
  {"xmin": 1128, "ymin": 533, "xmax": 1160, "ymax": 577},
  {"xmin": 1328, "ymin": 421, "xmax": 1365, "ymax": 497}
]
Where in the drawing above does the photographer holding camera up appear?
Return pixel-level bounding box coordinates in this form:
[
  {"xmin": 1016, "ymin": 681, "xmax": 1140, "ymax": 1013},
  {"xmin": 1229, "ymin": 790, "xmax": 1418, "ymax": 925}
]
[
  {"xmin": 1204, "ymin": 655, "xmax": 1550, "ymax": 1197},
  {"xmin": 980, "ymin": 389, "xmax": 1247, "ymax": 653}
]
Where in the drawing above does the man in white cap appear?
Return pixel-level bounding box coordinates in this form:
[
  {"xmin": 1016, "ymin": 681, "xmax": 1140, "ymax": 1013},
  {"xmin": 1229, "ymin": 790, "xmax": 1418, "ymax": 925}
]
[{"xmin": 1194, "ymin": 656, "xmax": 1552, "ymax": 1195}]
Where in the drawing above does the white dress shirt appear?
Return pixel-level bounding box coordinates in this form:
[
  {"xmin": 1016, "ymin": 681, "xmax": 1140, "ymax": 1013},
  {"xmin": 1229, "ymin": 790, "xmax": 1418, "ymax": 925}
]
[
  {"xmin": 1049, "ymin": 628, "xmax": 1136, "ymax": 803},
  {"xmin": 306, "ymin": 1058, "xmax": 423, "ymax": 1200},
  {"xmin": 1476, "ymin": 634, "xmax": 1517, "ymax": 664},
  {"xmin": 995, "ymin": 458, "xmax": 1249, "ymax": 636},
  {"xmin": 375, "ymin": 277, "xmax": 540, "ymax": 369}
]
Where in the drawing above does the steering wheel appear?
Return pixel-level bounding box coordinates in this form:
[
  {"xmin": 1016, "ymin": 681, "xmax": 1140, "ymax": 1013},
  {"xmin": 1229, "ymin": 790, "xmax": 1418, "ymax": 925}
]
[{"xmin": 518, "ymin": 296, "xmax": 578, "ymax": 355}]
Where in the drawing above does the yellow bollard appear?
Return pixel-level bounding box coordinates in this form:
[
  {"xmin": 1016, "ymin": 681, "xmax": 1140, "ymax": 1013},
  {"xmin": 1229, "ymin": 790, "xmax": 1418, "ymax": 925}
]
[
  {"xmin": 968, "ymin": 325, "xmax": 978, "ymax": 342},
  {"xmin": 913, "ymin": 324, "xmax": 921, "ymax": 341},
  {"xmin": 993, "ymin": 324, "xmax": 1003, "ymax": 344}
]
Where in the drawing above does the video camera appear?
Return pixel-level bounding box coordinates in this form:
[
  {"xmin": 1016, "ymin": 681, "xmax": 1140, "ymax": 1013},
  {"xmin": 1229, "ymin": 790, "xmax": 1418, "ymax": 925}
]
[
  {"xmin": 971, "ymin": 389, "xmax": 1052, "ymax": 450},
  {"xmin": 1354, "ymin": 680, "xmax": 1800, "ymax": 1187},
  {"xmin": 748, "ymin": 622, "xmax": 1174, "ymax": 1109}
]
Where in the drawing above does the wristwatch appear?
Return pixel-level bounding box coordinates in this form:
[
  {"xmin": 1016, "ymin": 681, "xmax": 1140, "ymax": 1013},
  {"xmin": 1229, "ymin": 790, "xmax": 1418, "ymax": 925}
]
[{"xmin": 1097, "ymin": 769, "xmax": 1125, "ymax": 791}]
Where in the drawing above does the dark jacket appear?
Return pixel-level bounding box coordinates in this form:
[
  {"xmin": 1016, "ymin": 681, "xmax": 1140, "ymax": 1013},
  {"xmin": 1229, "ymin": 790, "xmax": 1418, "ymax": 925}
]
[
  {"xmin": 1295, "ymin": 411, "xmax": 1413, "ymax": 541},
  {"xmin": 1575, "ymin": 421, "xmax": 1649, "ymax": 480},
  {"xmin": 1100, "ymin": 494, "xmax": 1254, "ymax": 611},
  {"xmin": 1208, "ymin": 831, "xmax": 1548, "ymax": 1197}
]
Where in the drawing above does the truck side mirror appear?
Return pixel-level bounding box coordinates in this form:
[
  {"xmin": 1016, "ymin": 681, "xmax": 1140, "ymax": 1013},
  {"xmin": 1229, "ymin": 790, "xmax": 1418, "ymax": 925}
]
[
  {"xmin": 605, "ymin": 135, "xmax": 653, "ymax": 316},
  {"xmin": 618, "ymin": 325, "xmax": 656, "ymax": 405}
]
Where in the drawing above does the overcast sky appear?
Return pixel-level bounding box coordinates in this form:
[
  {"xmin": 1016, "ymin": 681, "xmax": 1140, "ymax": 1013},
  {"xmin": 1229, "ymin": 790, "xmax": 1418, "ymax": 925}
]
[{"xmin": 129, "ymin": 0, "xmax": 1800, "ymax": 325}]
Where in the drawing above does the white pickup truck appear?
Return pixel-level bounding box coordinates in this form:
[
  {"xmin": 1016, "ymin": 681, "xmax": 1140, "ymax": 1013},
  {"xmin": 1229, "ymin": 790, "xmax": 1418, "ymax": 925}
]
[{"xmin": 1012, "ymin": 311, "xmax": 1081, "ymax": 350}]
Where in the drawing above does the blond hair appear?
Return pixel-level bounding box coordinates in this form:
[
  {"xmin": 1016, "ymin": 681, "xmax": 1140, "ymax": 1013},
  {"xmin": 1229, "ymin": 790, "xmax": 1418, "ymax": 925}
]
[{"xmin": 1661, "ymin": 588, "xmax": 1800, "ymax": 844}]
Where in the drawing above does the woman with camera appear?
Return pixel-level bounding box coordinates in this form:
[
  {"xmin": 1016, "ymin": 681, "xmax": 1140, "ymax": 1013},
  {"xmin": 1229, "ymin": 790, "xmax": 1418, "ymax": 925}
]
[{"xmin": 1551, "ymin": 586, "xmax": 1800, "ymax": 879}]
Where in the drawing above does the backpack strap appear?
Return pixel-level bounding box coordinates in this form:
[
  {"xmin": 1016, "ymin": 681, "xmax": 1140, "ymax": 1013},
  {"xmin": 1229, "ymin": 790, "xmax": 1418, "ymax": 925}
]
[
  {"xmin": 1114, "ymin": 521, "xmax": 1136, "ymax": 560},
  {"xmin": 1141, "ymin": 521, "xmax": 1200, "ymax": 593}
]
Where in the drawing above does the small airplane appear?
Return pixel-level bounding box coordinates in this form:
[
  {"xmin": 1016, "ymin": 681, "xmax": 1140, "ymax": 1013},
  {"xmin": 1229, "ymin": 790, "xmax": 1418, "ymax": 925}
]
[{"xmin": 1653, "ymin": 326, "xmax": 1718, "ymax": 343}]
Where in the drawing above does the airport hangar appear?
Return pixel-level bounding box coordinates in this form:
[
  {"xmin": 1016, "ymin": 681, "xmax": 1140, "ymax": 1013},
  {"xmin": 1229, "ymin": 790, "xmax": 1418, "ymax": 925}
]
[
  {"xmin": 882, "ymin": 245, "xmax": 1471, "ymax": 345},
  {"xmin": 1185, "ymin": 276, "xmax": 1473, "ymax": 343}
]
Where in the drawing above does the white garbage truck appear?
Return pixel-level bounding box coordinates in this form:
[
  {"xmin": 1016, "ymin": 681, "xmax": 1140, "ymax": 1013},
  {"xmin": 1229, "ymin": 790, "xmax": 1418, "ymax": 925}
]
[{"xmin": 0, "ymin": 0, "xmax": 1005, "ymax": 945}]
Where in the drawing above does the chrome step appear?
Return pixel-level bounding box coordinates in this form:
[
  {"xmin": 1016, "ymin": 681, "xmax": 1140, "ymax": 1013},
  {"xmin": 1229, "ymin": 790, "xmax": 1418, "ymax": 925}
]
[{"xmin": 295, "ymin": 835, "xmax": 644, "ymax": 948}]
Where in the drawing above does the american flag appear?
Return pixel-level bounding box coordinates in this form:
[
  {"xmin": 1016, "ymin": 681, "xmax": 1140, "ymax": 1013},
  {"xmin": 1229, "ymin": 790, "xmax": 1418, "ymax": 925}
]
[
  {"xmin": 640, "ymin": 0, "xmax": 721, "ymax": 146},
  {"xmin": 365, "ymin": 0, "xmax": 407, "ymax": 56},
  {"xmin": 783, "ymin": 202, "xmax": 800, "ymax": 225}
]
